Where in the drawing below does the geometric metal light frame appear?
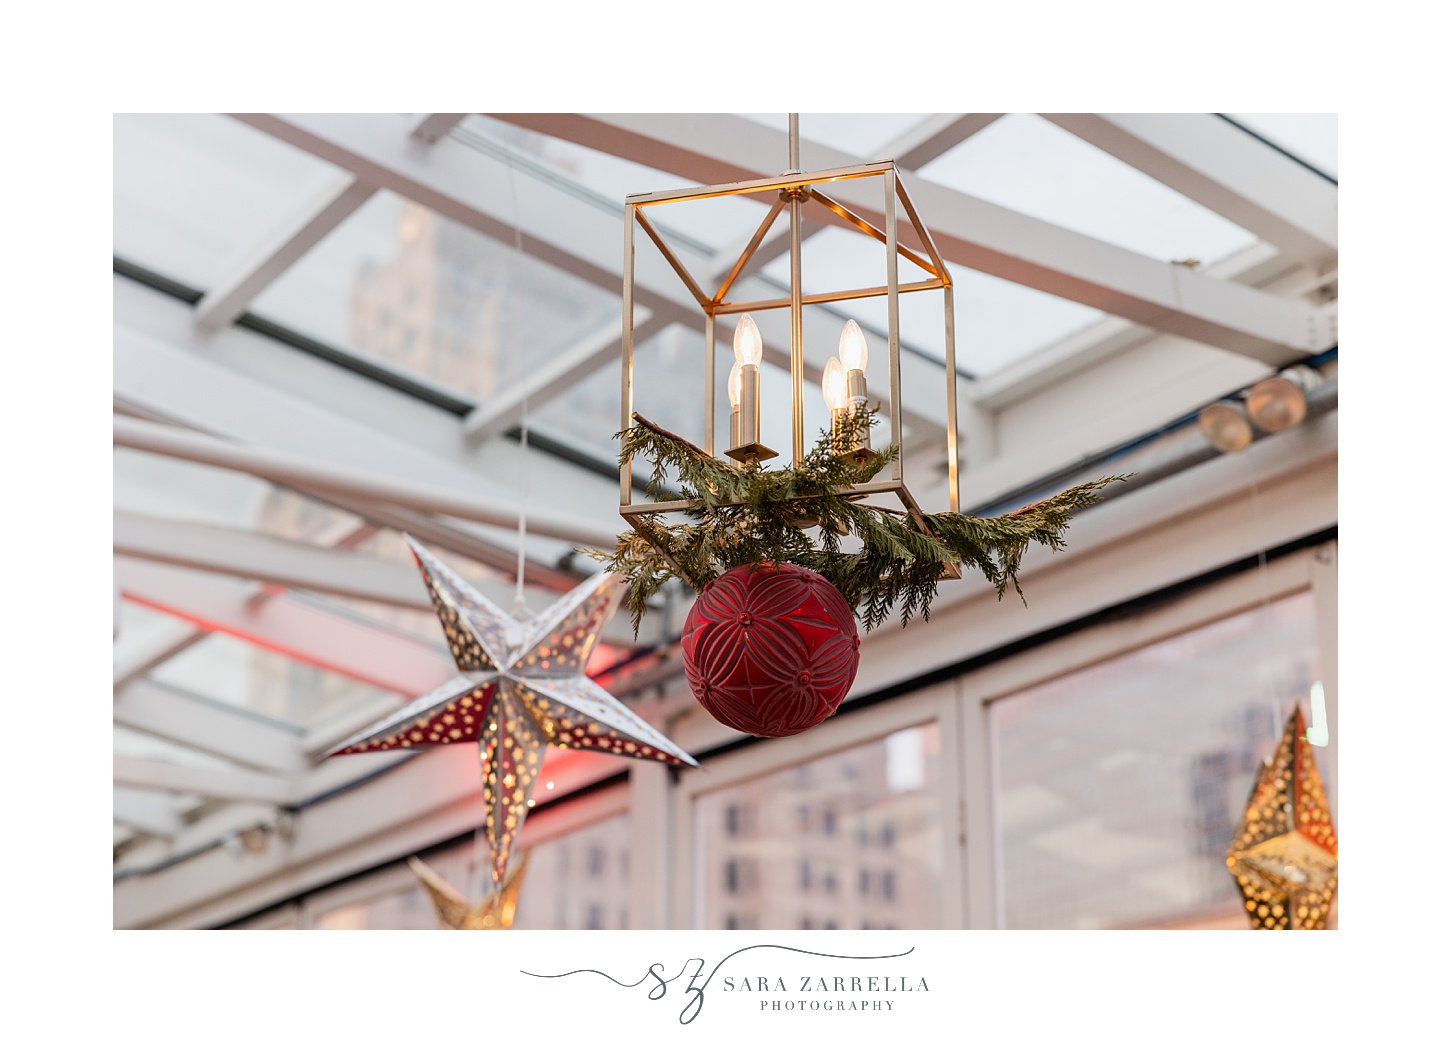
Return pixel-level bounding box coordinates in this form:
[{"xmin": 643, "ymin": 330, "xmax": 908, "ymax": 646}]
[{"xmin": 619, "ymin": 156, "xmax": 962, "ymax": 578}]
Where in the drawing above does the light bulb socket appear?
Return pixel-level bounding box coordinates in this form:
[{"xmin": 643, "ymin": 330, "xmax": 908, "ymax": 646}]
[
  {"xmin": 831, "ymin": 408, "xmax": 873, "ymax": 462},
  {"xmin": 725, "ymin": 364, "xmax": 778, "ymax": 464},
  {"xmin": 846, "ymin": 369, "xmax": 867, "ymax": 404}
]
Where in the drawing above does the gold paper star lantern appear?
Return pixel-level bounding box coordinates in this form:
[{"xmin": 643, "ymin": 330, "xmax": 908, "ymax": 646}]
[
  {"xmin": 408, "ymin": 852, "xmax": 531, "ymax": 930},
  {"xmin": 1225, "ymin": 705, "xmax": 1337, "ymax": 929},
  {"xmin": 328, "ymin": 535, "xmax": 698, "ymax": 887}
]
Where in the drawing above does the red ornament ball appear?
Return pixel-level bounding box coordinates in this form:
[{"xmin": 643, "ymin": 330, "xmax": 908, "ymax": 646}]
[{"xmin": 680, "ymin": 562, "xmax": 861, "ymax": 738}]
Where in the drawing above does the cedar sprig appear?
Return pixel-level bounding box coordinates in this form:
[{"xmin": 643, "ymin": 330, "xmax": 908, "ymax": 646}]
[{"xmin": 586, "ymin": 407, "xmax": 1127, "ymax": 634}]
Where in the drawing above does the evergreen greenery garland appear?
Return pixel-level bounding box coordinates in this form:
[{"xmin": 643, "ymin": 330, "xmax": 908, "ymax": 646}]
[{"xmin": 587, "ymin": 408, "xmax": 1127, "ymax": 635}]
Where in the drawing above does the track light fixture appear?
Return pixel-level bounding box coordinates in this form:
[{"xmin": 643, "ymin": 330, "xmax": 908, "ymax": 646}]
[
  {"xmin": 1246, "ymin": 365, "xmax": 1321, "ymax": 434},
  {"xmin": 1199, "ymin": 400, "xmax": 1255, "ymax": 453}
]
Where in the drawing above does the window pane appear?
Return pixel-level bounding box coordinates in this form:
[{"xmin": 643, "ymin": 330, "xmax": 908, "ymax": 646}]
[
  {"xmin": 918, "ymin": 114, "xmax": 1261, "ymax": 267},
  {"xmin": 148, "ymin": 629, "xmax": 400, "ymax": 730},
  {"xmin": 511, "ymin": 814, "xmax": 632, "ymax": 930},
  {"xmin": 308, "ymin": 810, "xmax": 631, "ymax": 929},
  {"xmin": 991, "ymin": 593, "xmax": 1323, "ymax": 928},
  {"xmin": 694, "ymin": 724, "xmax": 943, "ymax": 929},
  {"xmin": 249, "ymin": 189, "xmax": 619, "ymax": 401},
  {"xmin": 1225, "ymin": 114, "xmax": 1337, "ymax": 179},
  {"xmin": 113, "ymin": 114, "xmax": 343, "ymax": 289}
]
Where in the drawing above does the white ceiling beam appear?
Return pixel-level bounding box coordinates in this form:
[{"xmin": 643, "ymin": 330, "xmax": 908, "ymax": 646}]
[
  {"xmin": 115, "ymin": 756, "xmax": 294, "ymax": 804},
  {"xmin": 230, "ymin": 114, "xmax": 952, "ymax": 436},
  {"xmin": 114, "ymin": 413, "xmax": 619, "ymax": 548},
  {"xmin": 971, "ymin": 240, "xmax": 1291, "ymax": 411},
  {"xmin": 115, "ymin": 679, "xmax": 309, "ymax": 775},
  {"xmin": 490, "ymin": 113, "xmax": 1329, "ymax": 366},
  {"xmin": 410, "ymin": 113, "xmax": 466, "ymax": 145},
  {"xmin": 1040, "ymin": 113, "xmax": 1337, "ymax": 266},
  {"xmin": 114, "ymin": 789, "xmax": 187, "ymax": 837},
  {"xmin": 463, "ymin": 308, "xmax": 669, "ymax": 442},
  {"xmin": 114, "ymin": 616, "xmax": 207, "ymax": 691},
  {"xmin": 880, "ymin": 113, "xmax": 1005, "ymax": 169},
  {"xmin": 320, "ymin": 496, "xmax": 581, "ymax": 593},
  {"xmin": 115, "ymin": 801, "xmax": 284, "ymax": 874},
  {"xmin": 114, "ymin": 510, "xmax": 434, "ymax": 611},
  {"xmin": 193, "ymin": 175, "xmax": 378, "ymax": 333},
  {"xmin": 113, "ymin": 303, "xmax": 620, "ymax": 580},
  {"xmin": 115, "ymin": 557, "xmax": 453, "ymax": 697},
  {"xmin": 113, "ymin": 739, "xmax": 623, "ymax": 927},
  {"xmin": 113, "ymin": 508, "xmax": 645, "ymax": 646}
]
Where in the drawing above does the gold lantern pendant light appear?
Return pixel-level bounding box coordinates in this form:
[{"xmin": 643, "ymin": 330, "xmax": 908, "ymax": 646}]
[{"xmin": 604, "ymin": 113, "xmax": 1123, "ymax": 637}]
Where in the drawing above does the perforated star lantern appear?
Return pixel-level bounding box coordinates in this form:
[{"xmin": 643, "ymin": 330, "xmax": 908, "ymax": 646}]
[
  {"xmin": 408, "ymin": 852, "xmax": 531, "ymax": 930},
  {"xmin": 328, "ymin": 535, "xmax": 697, "ymax": 886},
  {"xmin": 1225, "ymin": 705, "xmax": 1337, "ymax": 929}
]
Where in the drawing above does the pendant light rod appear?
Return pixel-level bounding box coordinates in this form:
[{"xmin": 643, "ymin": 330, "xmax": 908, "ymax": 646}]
[{"xmin": 787, "ymin": 112, "xmax": 805, "ymax": 464}]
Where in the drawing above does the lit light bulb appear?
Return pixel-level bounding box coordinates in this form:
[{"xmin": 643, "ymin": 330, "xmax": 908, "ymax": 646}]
[
  {"xmin": 1246, "ymin": 366, "xmax": 1318, "ymax": 433},
  {"xmin": 822, "ymin": 357, "xmax": 848, "ymax": 411},
  {"xmin": 1198, "ymin": 400, "xmax": 1254, "ymax": 453},
  {"xmin": 733, "ymin": 314, "xmax": 763, "ymax": 367},
  {"xmin": 728, "ymin": 361, "xmax": 743, "ymax": 409},
  {"xmin": 838, "ymin": 319, "xmax": 868, "ymax": 373}
]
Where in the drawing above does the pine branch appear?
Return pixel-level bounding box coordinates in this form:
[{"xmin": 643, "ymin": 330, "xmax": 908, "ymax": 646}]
[{"xmin": 588, "ymin": 407, "xmax": 1129, "ymax": 635}]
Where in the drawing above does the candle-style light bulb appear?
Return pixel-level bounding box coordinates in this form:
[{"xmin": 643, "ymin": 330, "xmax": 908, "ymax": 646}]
[
  {"xmin": 733, "ymin": 314, "xmax": 763, "ymax": 367},
  {"xmin": 839, "ymin": 319, "xmax": 868, "ymax": 373},
  {"xmin": 822, "ymin": 357, "xmax": 848, "ymax": 411},
  {"xmin": 723, "ymin": 313, "xmax": 775, "ymax": 463},
  {"xmin": 838, "ymin": 319, "xmax": 868, "ymax": 407}
]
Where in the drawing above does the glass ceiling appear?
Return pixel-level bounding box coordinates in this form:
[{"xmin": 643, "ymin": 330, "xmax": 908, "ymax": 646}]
[
  {"xmin": 1225, "ymin": 113, "xmax": 1337, "ymax": 179},
  {"xmin": 114, "ymin": 447, "xmax": 365, "ymax": 542},
  {"xmin": 147, "ymin": 629, "xmax": 401, "ymax": 731},
  {"xmin": 114, "ymin": 114, "xmax": 343, "ymax": 290},
  {"xmin": 916, "ymin": 114, "xmax": 1261, "ymax": 267},
  {"xmin": 111, "ymin": 112, "xmax": 1335, "ymax": 872},
  {"xmin": 250, "ymin": 187, "xmax": 620, "ymax": 400}
]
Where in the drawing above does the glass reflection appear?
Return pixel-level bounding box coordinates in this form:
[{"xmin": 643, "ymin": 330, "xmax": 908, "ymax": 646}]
[
  {"xmin": 304, "ymin": 812, "xmax": 631, "ymax": 930},
  {"xmin": 991, "ymin": 593, "xmax": 1325, "ymax": 929},
  {"xmin": 695, "ymin": 724, "xmax": 942, "ymax": 929}
]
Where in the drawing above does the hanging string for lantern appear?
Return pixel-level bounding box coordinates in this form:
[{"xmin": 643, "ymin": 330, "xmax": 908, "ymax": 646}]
[{"xmin": 503, "ymin": 146, "xmax": 533, "ymax": 622}]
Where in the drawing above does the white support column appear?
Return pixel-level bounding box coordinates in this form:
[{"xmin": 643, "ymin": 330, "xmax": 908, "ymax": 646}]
[
  {"xmin": 193, "ymin": 175, "xmax": 378, "ymax": 333},
  {"xmin": 1310, "ymin": 540, "xmax": 1338, "ymax": 808},
  {"xmin": 627, "ymin": 761, "xmax": 673, "ymax": 930},
  {"xmin": 959, "ymin": 678, "xmax": 999, "ymax": 928}
]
